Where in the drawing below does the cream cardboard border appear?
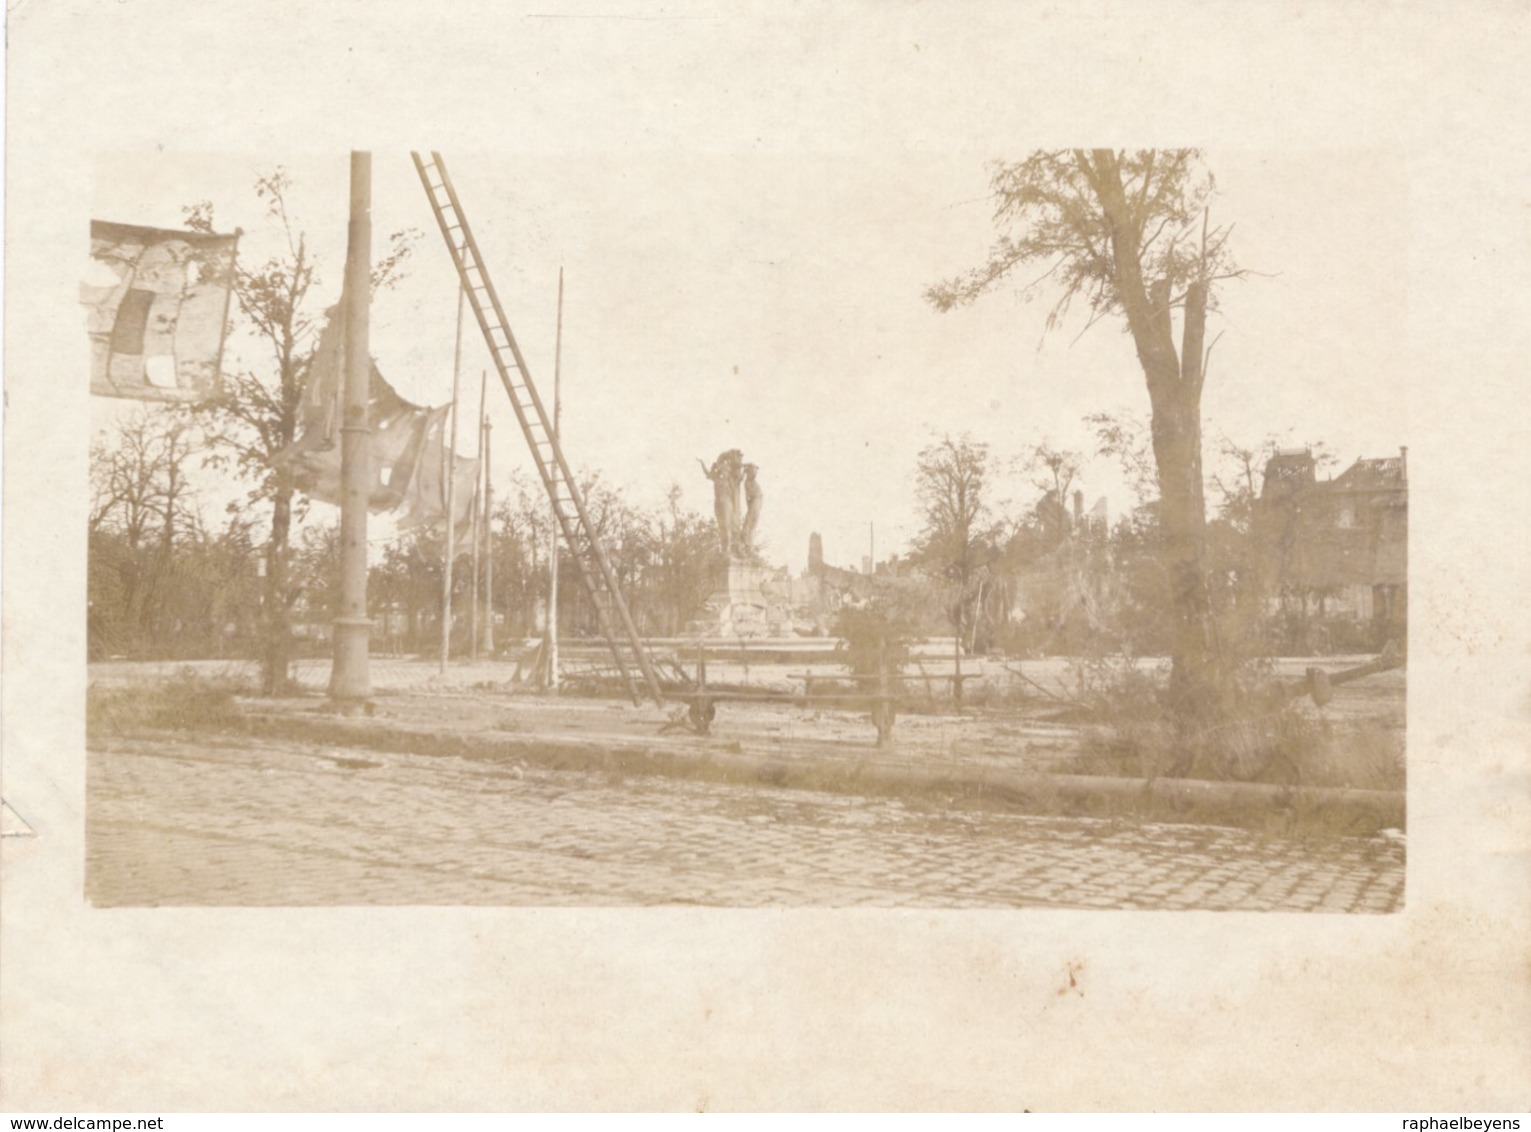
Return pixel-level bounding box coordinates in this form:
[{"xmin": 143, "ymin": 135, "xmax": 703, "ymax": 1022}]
[{"xmin": 3, "ymin": 0, "xmax": 1529, "ymax": 1111}]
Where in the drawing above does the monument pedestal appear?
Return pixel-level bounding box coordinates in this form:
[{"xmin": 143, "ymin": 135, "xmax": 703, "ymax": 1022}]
[{"xmin": 701, "ymin": 558, "xmax": 793, "ymax": 638}]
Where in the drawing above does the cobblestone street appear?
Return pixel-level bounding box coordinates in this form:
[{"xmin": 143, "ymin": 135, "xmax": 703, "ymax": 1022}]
[{"xmin": 86, "ymin": 732, "xmax": 1404, "ymax": 910}]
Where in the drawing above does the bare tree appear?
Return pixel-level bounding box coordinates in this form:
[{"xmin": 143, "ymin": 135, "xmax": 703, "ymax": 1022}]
[
  {"xmin": 89, "ymin": 405, "xmax": 200, "ymax": 549},
  {"xmin": 930, "ymin": 150, "xmax": 1248, "ymax": 720},
  {"xmin": 1025, "ymin": 442, "xmax": 1083, "ymax": 545},
  {"xmin": 88, "ymin": 406, "xmax": 206, "ymax": 654}
]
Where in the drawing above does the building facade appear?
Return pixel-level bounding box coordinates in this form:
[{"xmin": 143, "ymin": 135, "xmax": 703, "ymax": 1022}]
[{"xmin": 1256, "ymin": 447, "xmax": 1408, "ymax": 650}]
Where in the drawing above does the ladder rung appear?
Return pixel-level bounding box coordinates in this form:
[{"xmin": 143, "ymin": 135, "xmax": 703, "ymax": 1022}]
[{"xmin": 416, "ymin": 150, "xmax": 661, "ymax": 707}]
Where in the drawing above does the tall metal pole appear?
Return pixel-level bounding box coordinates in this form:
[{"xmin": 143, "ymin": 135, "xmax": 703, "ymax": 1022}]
[
  {"xmin": 440, "ymin": 285, "xmax": 465, "ymax": 674},
  {"xmin": 547, "ymin": 267, "xmax": 564, "ymax": 692},
  {"xmin": 481, "ymin": 405, "xmax": 495, "ymax": 655},
  {"xmin": 331, "ymin": 151, "xmax": 372, "ymax": 702}
]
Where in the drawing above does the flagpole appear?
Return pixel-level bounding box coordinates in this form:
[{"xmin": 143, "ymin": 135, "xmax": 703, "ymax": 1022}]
[
  {"xmin": 210, "ymin": 227, "xmax": 243, "ymax": 402},
  {"xmin": 331, "ymin": 152, "xmax": 371, "ymax": 703},
  {"xmin": 481, "ymin": 398, "xmax": 495, "ymax": 656},
  {"xmin": 467, "ymin": 474, "xmax": 481, "ymax": 663},
  {"xmin": 468, "ymin": 366, "xmax": 488, "ymax": 661},
  {"xmin": 547, "ymin": 267, "xmax": 564, "ymax": 693},
  {"xmin": 440, "ymin": 284, "xmax": 465, "ymax": 675}
]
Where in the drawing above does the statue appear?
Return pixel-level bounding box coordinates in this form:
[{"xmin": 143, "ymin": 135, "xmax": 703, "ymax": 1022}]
[
  {"xmin": 699, "ymin": 449, "xmax": 743, "ymax": 556},
  {"xmin": 741, "ymin": 463, "xmax": 762, "ymax": 557}
]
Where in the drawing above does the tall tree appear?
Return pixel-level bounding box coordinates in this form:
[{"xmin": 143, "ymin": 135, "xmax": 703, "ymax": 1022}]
[
  {"xmin": 930, "ymin": 150, "xmax": 1245, "ymax": 719},
  {"xmin": 648, "ymin": 484, "xmax": 723, "ymax": 637},
  {"xmin": 910, "ymin": 434, "xmax": 1003, "ymax": 652}
]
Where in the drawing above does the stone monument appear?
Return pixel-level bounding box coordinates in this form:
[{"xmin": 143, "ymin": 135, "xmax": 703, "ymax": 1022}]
[
  {"xmin": 695, "ymin": 450, "xmax": 791, "ymax": 636},
  {"xmin": 697, "ymin": 449, "xmax": 742, "ymax": 557}
]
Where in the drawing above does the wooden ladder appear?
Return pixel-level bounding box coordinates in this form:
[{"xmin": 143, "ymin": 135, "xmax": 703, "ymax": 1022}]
[{"xmin": 412, "ymin": 151, "xmax": 665, "ymax": 706}]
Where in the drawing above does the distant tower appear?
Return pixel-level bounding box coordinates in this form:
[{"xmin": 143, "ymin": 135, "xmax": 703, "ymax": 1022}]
[{"xmin": 808, "ymin": 532, "xmax": 824, "ymax": 573}]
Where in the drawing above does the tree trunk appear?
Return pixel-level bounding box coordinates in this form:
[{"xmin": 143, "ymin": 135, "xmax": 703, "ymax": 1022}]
[
  {"xmin": 262, "ymin": 473, "xmax": 294, "ymax": 695},
  {"xmin": 1148, "ymin": 380, "xmax": 1220, "ymax": 719},
  {"xmin": 1085, "ymin": 150, "xmax": 1225, "ymax": 723}
]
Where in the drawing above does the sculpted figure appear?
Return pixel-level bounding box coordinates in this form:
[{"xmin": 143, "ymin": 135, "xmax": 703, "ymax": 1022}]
[
  {"xmin": 741, "ymin": 463, "xmax": 762, "ymax": 557},
  {"xmin": 699, "ymin": 449, "xmax": 743, "ymax": 556}
]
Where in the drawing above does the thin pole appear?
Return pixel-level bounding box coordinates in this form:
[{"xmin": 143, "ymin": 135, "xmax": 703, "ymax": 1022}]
[
  {"xmin": 954, "ymin": 584, "xmax": 964, "ymax": 709},
  {"xmin": 331, "ymin": 151, "xmax": 371, "ymax": 702},
  {"xmin": 467, "ymin": 473, "xmax": 481, "ymax": 662},
  {"xmin": 482, "ymin": 405, "xmax": 494, "ymax": 656},
  {"xmin": 468, "ymin": 366, "xmax": 488, "ymax": 661},
  {"xmin": 440, "ymin": 284, "xmax": 465, "ymax": 674},
  {"xmin": 547, "ymin": 267, "xmax": 564, "ymax": 692}
]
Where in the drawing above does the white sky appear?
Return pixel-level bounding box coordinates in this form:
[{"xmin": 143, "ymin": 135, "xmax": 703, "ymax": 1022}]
[{"xmin": 91, "ymin": 150, "xmax": 1409, "ymax": 570}]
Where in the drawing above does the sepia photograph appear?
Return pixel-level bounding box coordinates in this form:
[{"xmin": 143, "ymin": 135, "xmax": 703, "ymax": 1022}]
[
  {"xmin": 5, "ymin": 0, "xmax": 1528, "ymax": 1114},
  {"xmin": 83, "ymin": 149, "xmax": 1407, "ymax": 911}
]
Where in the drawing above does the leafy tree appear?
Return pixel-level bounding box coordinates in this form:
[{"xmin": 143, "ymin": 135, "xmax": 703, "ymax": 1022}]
[
  {"xmin": 479, "ymin": 471, "xmax": 720, "ymax": 645},
  {"xmin": 930, "ymin": 150, "xmax": 1248, "ymax": 720},
  {"xmin": 645, "ymin": 485, "xmax": 724, "ymax": 637},
  {"xmin": 183, "ymin": 170, "xmax": 416, "ymax": 692},
  {"xmin": 290, "ymin": 520, "xmax": 342, "ymax": 635},
  {"xmin": 192, "ymin": 517, "xmax": 264, "ymax": 658},
  {"xmin": 1206, "ymin": 432, "xmax": 1341, "ymax": 655},
  {"xmin": 909, "ymin": 434, "xmax": 1005, "ymax": 654},
  {"xmin": 368, "ymin": 529, "xmax": 446, "ymax": 654},
  {"xmin": 833, "ymin": 587, "xmax": 925, "ymax": 679},
  {"xmin": 1085, "ymin": 409, "xmax": 1160, "ymax": 511}
]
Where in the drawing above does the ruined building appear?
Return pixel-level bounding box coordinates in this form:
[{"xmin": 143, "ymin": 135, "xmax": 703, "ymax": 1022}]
[{"xmin": 1255, "ymin": 447, "xmax": 1408, "ymax": 648}]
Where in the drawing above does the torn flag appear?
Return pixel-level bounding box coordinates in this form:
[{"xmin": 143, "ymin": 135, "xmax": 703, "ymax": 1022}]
[
  {"xmin": 83, "ymin": 220, "xmax": 239, "ymax": 402},
  {"xmin": 278, "ymin": 306, "xmax": 440, "ymax": 513},
  {"xmin": 278, "ymin": 305, "xmax": 480, "ymax": 537}
]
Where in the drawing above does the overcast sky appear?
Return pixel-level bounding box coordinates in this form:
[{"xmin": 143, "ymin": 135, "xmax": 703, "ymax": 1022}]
[{"xmin": 92, "ymin": 150, "xmax": 1409, "ymax": 570}]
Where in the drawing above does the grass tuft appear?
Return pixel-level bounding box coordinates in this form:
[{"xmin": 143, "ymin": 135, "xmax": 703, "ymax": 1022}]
[{"xmin": 87, "ymin": 671, "xmax": 249, "ymax": 738}]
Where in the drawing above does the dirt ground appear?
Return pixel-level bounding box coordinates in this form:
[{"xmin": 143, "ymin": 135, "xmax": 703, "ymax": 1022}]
[{"xmin": 89, "ymin": 652, "xmax": 1406, "ymax": 788}]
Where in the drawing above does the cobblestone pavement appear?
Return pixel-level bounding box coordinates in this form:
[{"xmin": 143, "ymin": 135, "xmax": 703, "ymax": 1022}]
[{"xmin": 86, "ymin": 733, "xmax": 1405, "ymax": 910}]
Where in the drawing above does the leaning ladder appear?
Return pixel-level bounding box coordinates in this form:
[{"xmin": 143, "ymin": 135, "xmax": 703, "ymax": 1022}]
[{"xmin": 412, "ymin": 151, "xmax": 665, "ymax": 706}]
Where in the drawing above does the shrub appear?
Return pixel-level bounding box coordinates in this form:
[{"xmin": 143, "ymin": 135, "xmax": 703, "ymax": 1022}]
[
  {"xmin": 87, "ymin": 672, "xmax": 248, "ymax": 738},
  {"xmin": 832, "ymin": 598, "xmax": 923, "ymax": 681},
  {"xmin": 1063, "ymin": 651, "xmax": 1403, "ymax": 791}
]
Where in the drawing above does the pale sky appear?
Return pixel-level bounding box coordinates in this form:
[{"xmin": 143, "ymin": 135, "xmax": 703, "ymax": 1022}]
[{"xmin": 92, "ymin": 150, "xmax": 1409, "ymax": 571}]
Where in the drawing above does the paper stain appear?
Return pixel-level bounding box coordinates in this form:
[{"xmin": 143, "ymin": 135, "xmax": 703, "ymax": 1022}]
[{"xmin": 1058, "ymin": 959, "xmax": 1085, "ymax": 998}]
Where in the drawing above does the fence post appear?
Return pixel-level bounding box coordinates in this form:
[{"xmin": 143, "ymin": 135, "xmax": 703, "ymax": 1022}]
[{"xmin": 875, "ymin": 637, "xmax": 891, "ymax": 747}]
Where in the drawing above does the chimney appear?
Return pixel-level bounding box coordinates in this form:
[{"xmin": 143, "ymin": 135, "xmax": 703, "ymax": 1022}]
[
  {"xmin": 1399, "ymin": 446, "xmax": 1408, "ymax": 482},
  {"xmin": 1072, "ymin": 490, "xmax": 1084, "ymax": 528},
  {"xmin": 808, "ymin": 532, "xmax": 824, "ymax": 573}
]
